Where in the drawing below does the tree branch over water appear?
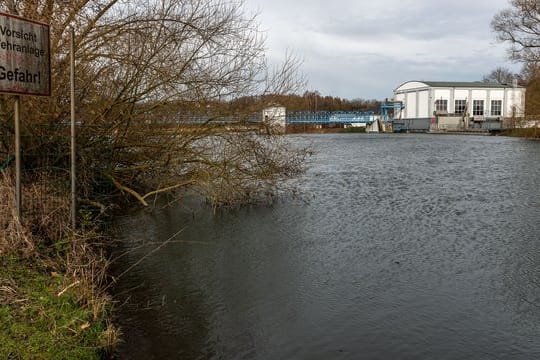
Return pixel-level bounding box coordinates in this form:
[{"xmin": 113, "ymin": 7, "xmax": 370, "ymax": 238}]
[{"xmin": 0, "ymin": 0, "xmax": 308, "ymax": 208}]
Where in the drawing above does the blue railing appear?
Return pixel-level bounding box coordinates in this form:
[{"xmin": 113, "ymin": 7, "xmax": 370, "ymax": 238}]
[
  {"xmin": 380, "ymin": 101, "xmax": 404, "ymax": 123},
  {"xmin": 286, "ymin": 111, "xmax": 375, "ymax": 125}
]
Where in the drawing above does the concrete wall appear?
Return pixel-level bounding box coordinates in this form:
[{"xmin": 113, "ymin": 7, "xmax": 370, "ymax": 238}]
[
  {"xmin": 393, "ymin": 118, "xmax": 431, "ymax": 132},
  {"xmin": 438, "ymin": 116, "xmax": 463, "ymax": 130}
]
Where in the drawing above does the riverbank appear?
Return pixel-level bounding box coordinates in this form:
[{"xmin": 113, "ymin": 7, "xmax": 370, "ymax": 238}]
[
  {"xmin": 499, "ymin": 127, "xmax": 540, "ymax": 139},
  {"xmin": 0, "ymin": 172, "xmax": 117, "ymax": 359},
  {"xmin": 286, "ymin": 126, "xmax": 540, "ymax": 138}
]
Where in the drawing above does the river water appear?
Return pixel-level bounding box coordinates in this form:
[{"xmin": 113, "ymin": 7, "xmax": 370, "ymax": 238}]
[{"xmin": 113, "ymin": 134, "xmax": 540, "ymax": 359}]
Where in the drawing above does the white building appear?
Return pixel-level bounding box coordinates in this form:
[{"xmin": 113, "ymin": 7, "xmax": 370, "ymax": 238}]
[
  {"xmin": 262, "ymin": 105, "xmax": 286, "ymax": 133},
  {"xmin": 392, "ymin": 81, "xmax": 526, "ymax": 132}
]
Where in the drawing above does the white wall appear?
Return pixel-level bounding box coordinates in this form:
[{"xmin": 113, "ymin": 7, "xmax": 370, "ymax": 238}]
[
  {"xmin": 454, "ymin": 89, "xmax": 468, "ymax": 99},
  {"xmin": 490, "ymin": 90, "xmax": 504, "ymax": 100},
  {"xmin": 433, "ymin": 89, "xmax": 451, "ymax": 101},
  {"xmin": 471, "ymin": 90, "xmax": 487, "ymax": 100},
  {"xmin": 263, "ymin": 106, "xmax": 286, "ymax": 129},
  {"xmin": 418, "ymin": 91, "xmax": 429, "ymax": 118},
  {"xmin": 506, "ymin": 89, "xmax": 525, "ymax": 117},
  {"xmin": 406, "ymin": 92, "xmax": 417, "ymax": 118},
  {"xmin": 394, "ymin": 84, "xmax": 526, "ymax": 120}
]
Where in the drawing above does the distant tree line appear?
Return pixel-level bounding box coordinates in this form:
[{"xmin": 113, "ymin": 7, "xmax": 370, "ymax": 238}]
[{"xmin": 228, "ymin": 91, "xmax": 381, "ymax": 113}]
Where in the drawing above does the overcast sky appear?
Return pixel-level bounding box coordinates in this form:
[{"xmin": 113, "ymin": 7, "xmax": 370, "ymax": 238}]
[{"xmin": 243, "ymin": 0, "xmax": 518, "ymax": 100}]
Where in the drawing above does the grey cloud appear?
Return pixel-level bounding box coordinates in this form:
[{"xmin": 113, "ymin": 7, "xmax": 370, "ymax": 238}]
[{"xmin": 245, "ymin": 0, "xmax": 516, "ymax": 99}]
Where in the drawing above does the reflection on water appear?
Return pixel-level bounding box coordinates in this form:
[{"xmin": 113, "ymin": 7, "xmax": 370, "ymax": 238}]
[{"xmin": 113, "ymin": 134, "xmax": 540, "ymax": 359}]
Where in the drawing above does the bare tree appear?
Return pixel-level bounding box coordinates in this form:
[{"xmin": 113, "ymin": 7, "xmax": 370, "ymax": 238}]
[
  {"xmin": 492, "ymin": 0, "xmax": 540, "ymax": 63},
  {"xmin": 0, "ymin": 0, "xmax": 307, "ymax": 208},
  {"xmin": 482, "ymin": 66, "xmax": 517, "ymax": 84}
]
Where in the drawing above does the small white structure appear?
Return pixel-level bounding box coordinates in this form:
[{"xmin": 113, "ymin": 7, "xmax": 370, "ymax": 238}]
[
  {"xmin": 262, "ymin": 105, "xmax": 286, "ymax": 133},
  {"xmin": 392, "ymin": 81, "xmax": 526, "ymax": 132}
]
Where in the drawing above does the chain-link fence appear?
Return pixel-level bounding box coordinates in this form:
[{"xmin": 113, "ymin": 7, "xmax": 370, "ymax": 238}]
[{"xmin": 1, "ymin": 124, "xmax": 114, "ymax": 241}]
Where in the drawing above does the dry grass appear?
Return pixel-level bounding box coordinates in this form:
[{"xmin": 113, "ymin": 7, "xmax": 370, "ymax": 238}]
[
  {"xmin": 65, "ymin": 230, "xmax": 112, "ymax": 321},
  {"xmin": 0, "ymin": 277, "xmax": 23, "ymax": 307},
  {"xmin": 0, "ymin": 170, "xmax": 73, "ymax": 257},
  {"xmin": 25, "ymin": 175, "xmax": 71, "ymax": 244},
  {"xmin": 0, "ymin": 169, "xmax": 120, "ymax": 357},
  {"xmin": 100, "ymin": 321, "xmax": 123, "ymax": 355},
  {"xmin": 0, "ymin": 171, "xmax": 35, "ymax": 257}
]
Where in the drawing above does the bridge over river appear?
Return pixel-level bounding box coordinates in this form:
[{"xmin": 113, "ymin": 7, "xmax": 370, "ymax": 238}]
[
  {"xmin": 175, "ymin": 103, "xmax": 405, "ymax": 132},
  {"xmin": 285, "ymin": 111, "xmax": 376, "ymax": 125}
]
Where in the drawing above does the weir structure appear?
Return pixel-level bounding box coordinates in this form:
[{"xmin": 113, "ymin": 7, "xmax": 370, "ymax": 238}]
[
  {"xmin": 174, "ymin": 108, "xmax": 400, "ymax": 133},
  {"xmin": 286, "ymin": 111, "xmax": 376, "ymax": 125},
  {"xmin": 380, "ymin": 101, "xmax": 404, "ymax": 123}
]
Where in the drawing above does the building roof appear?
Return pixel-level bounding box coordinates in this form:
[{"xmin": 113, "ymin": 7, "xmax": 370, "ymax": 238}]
[
  {"xmin": 416, "ymin": 81, "xmax": 523, "ymax": 89},
  {"xmin": 394, "ymin": 80, "xmax": 525, "ymax": 93}
]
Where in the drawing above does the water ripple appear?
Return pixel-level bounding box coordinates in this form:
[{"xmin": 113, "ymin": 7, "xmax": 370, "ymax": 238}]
[{"xmin": 114, "ymin": 134, "xmax": 540, "ymax": 359}]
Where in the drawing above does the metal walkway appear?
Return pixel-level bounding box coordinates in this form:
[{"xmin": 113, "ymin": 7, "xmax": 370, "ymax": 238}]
[{"xmin": 286, "ymin": 111, "xmax": 376, "ymax": 125}]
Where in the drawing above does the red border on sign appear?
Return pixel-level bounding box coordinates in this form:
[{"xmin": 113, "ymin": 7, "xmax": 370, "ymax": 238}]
[
  {"xmin": 0, "ymin": 12, "xmax": 50, "ymax": 27},
  {"xmin": 0, "ymin": 12, "xmax": 51, "ymax": 97}
]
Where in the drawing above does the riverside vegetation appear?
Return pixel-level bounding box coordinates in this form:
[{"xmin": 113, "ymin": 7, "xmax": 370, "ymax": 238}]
[
  {"xmin": 2, "ymin": 0, "xmax": 540, "ymax": 357},
  {"xmin": 0, "ymin": 171, "xmax": 119, "ymax": 359},
  {"xmin": 0, "ymin": 0, "xmax": 308, "ymax": 357}
]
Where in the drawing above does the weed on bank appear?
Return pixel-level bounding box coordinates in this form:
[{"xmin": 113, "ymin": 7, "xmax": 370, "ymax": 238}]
[{"xmin": 0, "ymin": 171, "xmax": 118, "ymax": 359}]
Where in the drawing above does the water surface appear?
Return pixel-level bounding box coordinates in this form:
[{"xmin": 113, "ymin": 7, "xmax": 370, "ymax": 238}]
[{"xmin": 113, "ymin": 134, "xmax": 540, "ymax": 359}]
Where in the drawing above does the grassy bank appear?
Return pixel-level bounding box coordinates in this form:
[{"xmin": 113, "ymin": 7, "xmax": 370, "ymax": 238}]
[
  {"xmin": 0, "ymin": 172, "xmax": 118, "ymax": 359},
  {"xmin": 499, "ymin": 128, "xmax": 540, "ymax": 139}
]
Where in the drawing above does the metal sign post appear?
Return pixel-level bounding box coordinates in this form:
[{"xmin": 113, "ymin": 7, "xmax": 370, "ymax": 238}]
[
  {"xmin": 14, "ymin": 95, "xmax": 20, "ymax": 216},
  {"xmin": 70, "ymin": 28, "xmax": 76, "ymax": 228},
  {"xmin": 0, "ymin": 12, "xmax": 51, "ymax": 220}
]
